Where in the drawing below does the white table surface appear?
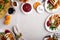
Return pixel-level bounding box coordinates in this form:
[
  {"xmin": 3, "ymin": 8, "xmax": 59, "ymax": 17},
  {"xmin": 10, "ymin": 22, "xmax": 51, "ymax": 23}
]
[{"xmin": 0, "ymin": 0, "xmax": 60, "ymax": 40}]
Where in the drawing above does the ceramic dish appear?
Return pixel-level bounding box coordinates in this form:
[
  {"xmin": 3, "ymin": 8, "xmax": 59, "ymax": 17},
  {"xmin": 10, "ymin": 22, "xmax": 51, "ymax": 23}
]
[
  {"xmin": 44, "ymin": 0, "xmax": 60, "ymax": 13},
  {"xmin": 37, "ymin": 5, "xmax": 44, "ymax": 14},
  {"xmin": 21, "ymin": 3, "xmax": 32, "ymax": 15},
  {"xmin": 45, "ymin": 13, "xmax": 60, "ymax": 33}
]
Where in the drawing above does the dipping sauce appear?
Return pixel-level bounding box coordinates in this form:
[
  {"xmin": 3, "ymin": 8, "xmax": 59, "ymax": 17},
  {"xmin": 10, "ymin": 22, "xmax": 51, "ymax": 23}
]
[
  {"xmin": 13, "ymin": 2, "xmax": 17, "ymax": 6},
  {"xmin": 8, "ymin": 7, "xmax": 15, "ymax": 14},
  {"xmin": 22, "ymin": 3, "xmax": 32, "ymax": 12}
]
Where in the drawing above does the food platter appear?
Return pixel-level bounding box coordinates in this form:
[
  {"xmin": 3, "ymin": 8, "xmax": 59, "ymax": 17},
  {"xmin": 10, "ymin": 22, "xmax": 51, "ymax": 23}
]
[
  {"xmin": 0, "ymin": 0, "xmax": 11, "ymax": 19},
  {"xmin": 44, "ymin": 0, "xmax": 60, "ymax": 13},
  {"xmin": 0, "ymin": 0, "xmax": 60, "ymax": 40},
  {"xmin": 0, "ymin": 27, "xmax": 16, "ymax": 40},
  {"xmin": 45, "ymin": 13, "xmax": 60, "ymax": 33}
]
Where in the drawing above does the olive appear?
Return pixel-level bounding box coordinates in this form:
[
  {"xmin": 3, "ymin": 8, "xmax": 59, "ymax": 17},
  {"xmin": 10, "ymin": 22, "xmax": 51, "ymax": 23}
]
[{"xmin": 8, "ymin": 7, "xmax": 15, "ymax": 14}]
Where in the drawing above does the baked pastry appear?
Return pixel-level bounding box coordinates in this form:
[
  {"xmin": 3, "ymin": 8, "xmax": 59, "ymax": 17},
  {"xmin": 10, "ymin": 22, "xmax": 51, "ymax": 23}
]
[
  {"xmin": 33, "ymin": 2, "xmax": 40, "ymax": 10},
  {"xmin": 4, "ymin": 15, "xmax": 11, "ymax": 25}
]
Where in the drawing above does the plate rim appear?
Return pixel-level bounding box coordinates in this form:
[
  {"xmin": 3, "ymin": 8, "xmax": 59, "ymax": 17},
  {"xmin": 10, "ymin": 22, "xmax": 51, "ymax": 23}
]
[{"xmin": 45, "ymin": 13, "xmax": 60, "ymax": 33}]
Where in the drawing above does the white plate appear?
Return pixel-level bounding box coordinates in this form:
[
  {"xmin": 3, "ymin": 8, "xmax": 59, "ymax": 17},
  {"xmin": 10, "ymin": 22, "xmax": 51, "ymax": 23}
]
[
  {"xmin": 45, "ymin": 13, "xmax": 60, "ymax": 33},
  {"xmin": 21, "ymin": 3, "xmax": 33, "ymax": 15},
  {"xmin": 0, "ymin": 27, "xmax": 16, "ymax": 40},
  {"xmin": 44, "ymin": 0, "xmax": 60, "ymax": 13}
]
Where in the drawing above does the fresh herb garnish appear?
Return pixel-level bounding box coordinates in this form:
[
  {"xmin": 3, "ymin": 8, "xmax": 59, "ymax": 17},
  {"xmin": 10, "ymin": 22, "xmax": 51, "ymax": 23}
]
[
  {"xmin": 0, "ymin": 5, "xmax": 4, "ymax": 11},
  {"xmin": 4, "ymin": 0, "xmax": 9, "ymax": 3},
  {"xmin": 50, "ymin": 21, "xmax": 57, "ymax": 30},
  {"xmin": 47, "ymin": 3, "xmax": 53, "ymax": 10},
  {"xmin": 0, "ymin": 32, "xmax": 5, "ymax": 35}
]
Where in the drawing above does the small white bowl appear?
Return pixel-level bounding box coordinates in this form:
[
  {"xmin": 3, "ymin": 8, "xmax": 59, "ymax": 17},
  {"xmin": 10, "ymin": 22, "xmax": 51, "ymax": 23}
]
[
  {"xmin": 12, "ymin": 1, "xmax": 19, "ymax": 8},
  {"xmin": 21, "ymin": 3, "xmax": 32, "ymax": 15},
  {"xmin": 37, "ymin": 5, "xmax": 44, "ymax": 14}
]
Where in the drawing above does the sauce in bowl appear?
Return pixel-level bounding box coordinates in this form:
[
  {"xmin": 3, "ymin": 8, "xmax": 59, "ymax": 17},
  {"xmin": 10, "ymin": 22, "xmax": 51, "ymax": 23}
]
[{"xmin": 22, "ymin": 3, "xmax": 32, "ymax": 12}]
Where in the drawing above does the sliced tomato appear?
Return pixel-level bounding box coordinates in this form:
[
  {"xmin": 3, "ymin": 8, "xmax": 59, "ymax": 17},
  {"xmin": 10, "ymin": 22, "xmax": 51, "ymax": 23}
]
[{"xmin": 46, "ymin": 20, "xmax": 50, "ymax": 26}]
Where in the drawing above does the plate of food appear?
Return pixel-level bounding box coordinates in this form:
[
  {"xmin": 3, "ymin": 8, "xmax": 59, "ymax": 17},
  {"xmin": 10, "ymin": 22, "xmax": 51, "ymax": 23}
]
[
  {"xmin": 0, "ymin": 27, "xmax": 16, "ymax": 40},
  {"xmin": 45, "ymin": 0, "xmax": 60, "ymax": 13},
  {"xmin": 43, "ymin": 33, "xmax": 58, "ymax": 40},
  {"xmin": 0, "ymin": 0, "xmax": 11, "ymax": 19},
  {"xmin": 45, "ymin": 13, "xmax": 60, "ymax": 33}
]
